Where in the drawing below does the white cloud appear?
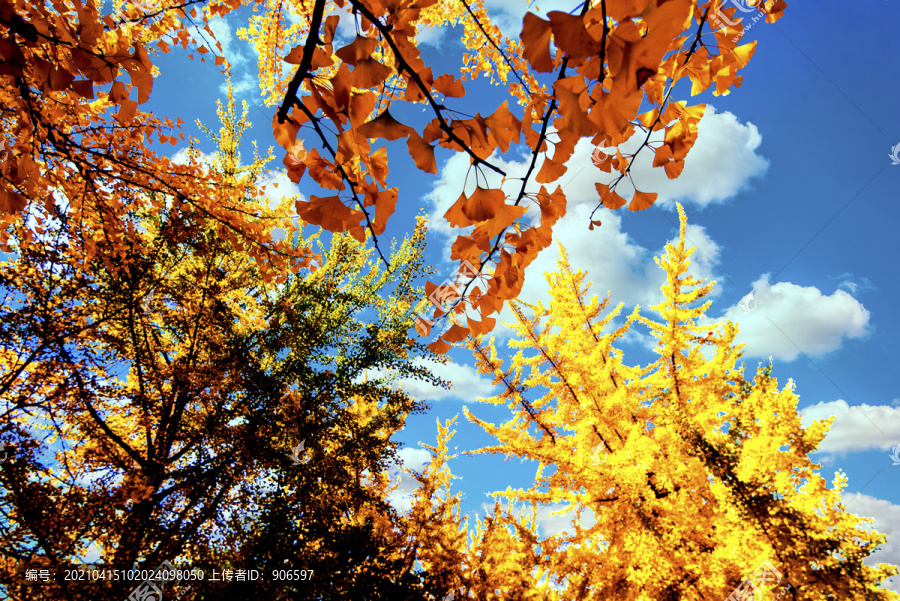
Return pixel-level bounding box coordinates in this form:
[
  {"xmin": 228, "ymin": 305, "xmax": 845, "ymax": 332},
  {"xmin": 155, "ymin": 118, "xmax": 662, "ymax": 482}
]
[
  {"xmin": 482, "ymin": 0, "xmax": 576, "ymax": 40},
  {"xmin": 207, "ymin": 15, "xmax": 246, "ymax": 66},
  {"xmin": 384, "ymin": 446, "xmax": 435, "ymax": 513},
  {"xmin": 259, "ymin": 171, "xmax": 304, "ymax": 211},
  {"xmin": 721, "ymin": 276, "xmax": 871, "ymax": 362},
  {"xmin": 365, "ymin": 357, "xmax": 497, "ymax": 403},
  {"xmin": 425, "ymin": 105, "xmax": 867, "ymax": 365},
  {"xmin": 222, "ymin": 71, "xmax": 257, "ymax": 98},
  {"xmin": 426, "ymin": 106, "xmax": 767, "ymax": 230},
  {"xmin": 424, "ymin": 106, "xmax": 767, "ymax": 338},
  {"xmin": 840, "ymin": 492, "xmax": 900, "ymax": 593},
  {"xmin": 425, "ymin": 111, "xmax": 754, "ymax": 343},
  {"xmin": 800, "ymin": 400, "xmax": 900, "ymax": 455},
  {"xmin": 829, "ymin": 272, "xmax": 876, "ymax": 296},
  {"xmin": 648, "ymin": 108, "xmax": 769, "ymax": 207},
  {"xmin": 171, "ymin": 147, "xmax": 217, "ymax": 168}
]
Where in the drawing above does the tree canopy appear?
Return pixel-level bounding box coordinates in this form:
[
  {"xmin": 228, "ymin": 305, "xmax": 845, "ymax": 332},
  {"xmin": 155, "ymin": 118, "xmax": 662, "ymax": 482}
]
[
  {"xmin": 1, "ymin": 0, "xmax": 786, "ymax": 350},
  {"xmin": 5, "ymin": 0, "xmax": 893, "ymax": 600}
]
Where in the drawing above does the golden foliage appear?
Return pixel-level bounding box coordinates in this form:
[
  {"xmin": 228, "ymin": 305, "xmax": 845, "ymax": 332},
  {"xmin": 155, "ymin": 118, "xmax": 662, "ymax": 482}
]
[{"xmin": 430, "ymin": 205, "xmax": 900, "ymax": 600}]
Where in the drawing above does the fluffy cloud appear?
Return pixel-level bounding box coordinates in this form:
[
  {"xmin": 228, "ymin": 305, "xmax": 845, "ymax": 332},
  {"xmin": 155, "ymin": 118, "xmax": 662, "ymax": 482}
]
[
  {"xmin": 481, "ymin": 0, "xmax": 580, "ymax": 40},
  {"xmin": 428, "ymin": 106, "xmax": 767, "ymax": 235},
  {"xmin": 171, "ymin": 147, "xmax": 218, "ymax": 169},
  {"xmin": 207, "ymin": 15, "xmax": 246, "ymax": 66},
  {"xmin": 363, "ymin": 357, "xmax": 497, "ymax": 403},
  {"xmin": 425, "ymin": 105, "xmax": 873, "ymax": 364},
  {"xmin": 258, "ymin": 170, "xmax": 304, "ymax": 211},
  {"xmin": 384, "ymin": 446, "xmax": 435, "ymax": 513},
  {"xmin": 426, "ymin": 107, "xmax": 766, "ymax": 344},
  {"xmin": 800, "ymin": 400, "xmax": 900, "ymax": 455},
  {"xmin": 720, "ymin": 276, "xmax": 871, "ymax": 361}
]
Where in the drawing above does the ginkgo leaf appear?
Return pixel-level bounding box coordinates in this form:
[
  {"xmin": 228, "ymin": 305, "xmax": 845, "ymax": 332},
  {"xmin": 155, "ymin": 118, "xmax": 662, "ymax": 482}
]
[
  {"xmin": 297, "ymin": 195, "xmax": 361, "ymax": 232},
  {"xmin": 450, "ymin": 235, "xmax": 488, "ymax": 263},
  {"xmin": 407, "ymin": 132, "xmax": 437, "ymax": 174},
  {"xmin": 483, "ymin": 101, "xmax": 521, "ymax": 154},
  {"xmin": 273, "ymin": 115, "xmax": 300, "ymax": 149},
  {"xmin": 605, "ymin": 0, "xmax": 653, "ymax": 20},
  {"xmin": 596, "ymin": 183, "xmax": 628, "ymax": 210},
  {"xmin": 467, "ymin": 315, "xmax": 496, "ymax": 336},
  {"xmin": 0, "ymin": 189, "xmax": 27, "ymax": 214},
  {"xmin": 442, "ymin": 324, "xmax": 470, "ymax": 343},
  {"xmin": 372, "ymin": 188, "xmax": 398, "ymax": 235},
  {"xmin": 349, "ymin": 91, "xmax": 377, "ymax": 128},
  {"xmin": 350, "ymin": 58, "xmax": 393, "ymax": 89},
  {"xmin": 520, "ymin": 13, "xmax": 554, "ymax": 73},
  {"xmin": 628, "ymin": 189, "xmax": 657, "ymax": 211},
  {"xmin": 472, "ymin": 204, "xmax": 527, "ymax": 239},
  {"xmin": 357, "ymin": 109, "xmax": 415, "ymax": 141},
  {"xmin": 444, "ymin": 186, "xmax": 506, "ymax": 227},
  {"xmin": 535, "ymin": 158, "xmax": 567, "ymax": 183},
  {"xmin": 427, "ymin": 339, "xmax": 453, "ymax": 354},
  {"xmin": 335, "ymin": 35, "xmax": 379, "ymax": 66},
  {"xmin": 115, "ymin": 99, "xmax": 138, "ymax": 124},
  {"xmin": 546, "ymin": 11, "xmax": 601, "ymax": 63},
  {"xmin": 433, "ymin": 73, "xmax": 466, "ymax": 98},
  {"xmin": 664, "ymin": 160, "xmax": 685, "ymax": 179}
]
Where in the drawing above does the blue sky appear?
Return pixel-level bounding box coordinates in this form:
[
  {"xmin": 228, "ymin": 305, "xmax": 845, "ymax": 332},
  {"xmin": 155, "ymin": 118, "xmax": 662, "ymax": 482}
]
[{"xmin": 121, "ymin": 0, "xmax": 900, "ymax": 591}]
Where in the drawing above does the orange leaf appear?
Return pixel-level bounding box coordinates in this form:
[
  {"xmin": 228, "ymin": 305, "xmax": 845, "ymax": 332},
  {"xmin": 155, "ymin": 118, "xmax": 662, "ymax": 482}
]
[
  {"xmin": 663, "ymin": 160, "xmax": 685, "ymax": 179},
  {"xmin": 472, "ymin": 203, "xmax": 527, "ymax": 239},
  {"xmin": 442, "ymin": 324, "xmax": 470, "ymax": 343},
  {"xmin": 322, "ymin": 14, "xmax": 340, "ymax": 44},
  {"xmin": 0, "ymin": 189, "xmax": 26, "ymax": 215},
  {"xmin": 407, "ymin": 132, "xmax": 436, "ymax": 174},
  {"xmin": 484, "ymin": 100, "xmax": 521, "ymax": 154},
  {"xmin": 433, "ymin": 73, "xmax": 465, "ymax": 98},
  {"xmin": 444, "ymin": 186, "xmax": 506, "ymax": 227},
  {"xmin": 365, "ymin": 145, "xmax": 388, "ymax": 186},
  {"xmin": 115, "ymin": 99, "xmax": 138, "ymax": 124},
  {"xmin": 450, "ymin": 235, "xmax": 488, "ymax": 263},
  {"xmin": 606, "ymin": 0, "xmax": 653, "ymax": 19},
  {"xmin": 284, "ymin": 44, "xmax": 307, "ymax": 64},
  {"xmin": 467, "ymin": 314, "xmax": 497, "ymax": 335},
  {"xmin": 596, "ymin": 183, "xmax": 628, "ymax": 210},
  {"xmin": 296, "ymin": 195, "xmax": 360, "ymax": 232},
  {"xmin": 521, "ymin": 13, "xmax": 554, "ymax": 72},
  {"xmin": 427, "ymin": 339, "xmax": 453, "ymax": 354},
  {"xmin": 628, "ymin": 189, "xmax": 657, "ymax": 212},
  {"xmin": 71, "ymin": 80, "xmax": 93, "ymax": 99},
  {"xmin": 537, "ymin": 185, "xmax": 567, "ymax": 227},
  {"xmin": 349, "ymin": 58, "xmax": 392, "ymax": 89},
  {"xmin": 547, "ymin": 11, "xmax": 601, "ymax": 63},
  {"xmin": 372, "ymin": 188, "xmax": 398, "ymax": 235},
  {"xmin": 357, "ymin": 109, "xmax": 415, "ymax": 141},
  {"xmin": 535, "ymin": 158, "xmax": 567, "ymax": 183},
  {"xmin": 403, "ymin": 66, "xmax": 433, "ymax": 102},
  {"xmin": 349, "ymin": 91, "xmax": 377, "ymax": 128},
  {"xmin": 475, "ymin": 291, "xmax": 504, "ymax": 316},
  {"xmin": 414, "ymin": 317, "xmax": 433, "ymax": 337},
  {"xmin": 273, "ymin": 115, "xmax": 300, "ymax": 150},
  {"xmin": 335, "ymin": 35, "xmax": 379, "ymax": 66}
]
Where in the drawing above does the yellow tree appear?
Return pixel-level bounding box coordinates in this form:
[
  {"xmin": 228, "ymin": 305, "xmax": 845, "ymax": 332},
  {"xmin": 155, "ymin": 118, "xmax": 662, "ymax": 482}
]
[
  {"xmin": 0, "ymin": 80, "xmax": 449, "ymax": 600},
  {"xmin": 443, "ymin": 205, "xmax": 900, "ymax": 600}
]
